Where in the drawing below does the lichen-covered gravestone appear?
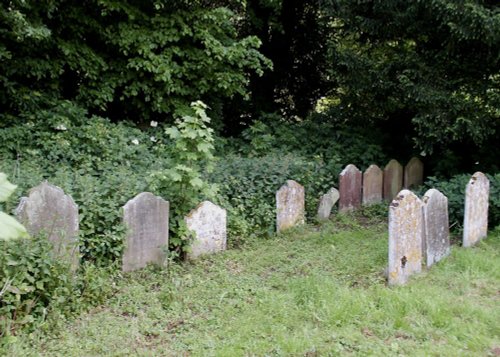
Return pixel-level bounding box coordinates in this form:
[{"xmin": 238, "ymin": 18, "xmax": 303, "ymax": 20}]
[
  {"xmin": 388, "ymin": 190, "xmax": 423, "ymax": 286},
  {"xmin": 16, "ymin": 181, "xmax": 79, "ymax": 269},
  {"xmin": 404, "ymin": 157, "xmax": 424, "ymax": 189},
  {"xmin": 463, "ymin": 172, "xmax": 489, "ymax": 247},
  {"xmin": 422, "ymin": 189, "xmax": 450, "ymax": 268},
  {"xmin": 122, "ymin": 192, "xmax": 169, "ymax": 272},
  {"xmin": 339, "ymin": 164, "xmax": 362, "ymax": 212},
  {"xmin": 186, "ymin": 201, "xmax": 227, "ymax": 259},
  {"xmin": 276, "ymin": 180, "xmax": 305, "ymax": 232},
  {"xmin": 362, "ymin": 164, "xmax": 383, "ymax": 205},
  {"xmin": 317, "ymin": 187, "xmax": 339, "ymax": 220},
  {"xmin": 383, "ymin": 159, "xmax": 403, "ymax": 201}
]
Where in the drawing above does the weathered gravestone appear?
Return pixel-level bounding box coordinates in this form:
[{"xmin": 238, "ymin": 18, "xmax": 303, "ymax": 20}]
[
  {"xmin": 383, "ymin": 159, "xmax": 403, "ymax": 201},
  {"xmin": 186, "ymin": 201, "xmax": 227, "ymax": 259},
  {"xmin": 422, "ymin": 189, "xmax": 450, "ymax": 268},
  {"xmin": 339, "ymin": 164, "xmax": 362, "ymax": 212},
  {"xmin": 388, "ymin": 190, "xmax": 423, "ymax": 286},
  {"xmin": 362, "ymin": 164, "xmax": 383, "ymax": 205},
  {"xmin": 276, "ymin": 180, "xmax": 305, "ymax": 232},
  {"xmin": 122, "ymin": 192, "xmax": 169, "ymax": 272},
  {"xmin": 404, "ymin": 157, "xmax": 424, "ymax": 189},
  {"xmin": 16, "ymin": 181, "xmax": 79, "ymax": 269},
  {"xmin": 317, "ymin": 187, "xmax": 339, "ymax": 220},
  {"xmin": 463, "ymin": 172, "xmax": 489, "ymax": 247}
]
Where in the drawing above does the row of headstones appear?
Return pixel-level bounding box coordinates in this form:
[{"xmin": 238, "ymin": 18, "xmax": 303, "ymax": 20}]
[
  {"xmin": 388, "ymin": 172, "xmax": 490, "ymax": 285},
  {"xmin": 15, "ymin": 182, "xmax": 227, "ymax": 272}
]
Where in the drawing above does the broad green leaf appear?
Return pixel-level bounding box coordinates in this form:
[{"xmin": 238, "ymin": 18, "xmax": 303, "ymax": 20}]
[
  {"xmin": 0, "ymin": 173, "xmax": 17, "ymax": 202},
  {"xmin": 0, "ymin": 212, "xmax": 29, "ymax": 241}
]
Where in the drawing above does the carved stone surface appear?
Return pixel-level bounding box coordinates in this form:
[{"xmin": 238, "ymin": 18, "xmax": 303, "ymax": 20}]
[
  {"xmin": 388, "ymin": 190, "xmax": 423, "ymax": 286},
  {"xmin": 186, "ymin": 201, "xmax": 227, "ymax": 259},
  {"xmin": 317, "ymin": 187, "xmax": 339, "ymax": 220},
  {"xmin": 463, "ymin": 172, "xmax": 489, "ymax": 247},
  {"xmin": 276, "ymin": 180, "xmax": 305, "ymax": 232},
  {"xmin": 362, "ymin": 164, "xmax": 383, "ymax": 205},
  {"xmin": 404, "ymin": 157, "xmax": 424, "ymax": 189},
  {"xmin": 383, "ymin": 159, "xmax": 403, "ymax": 201},
  {"xmin": 16, "ymin": 181, "xmax": 79, "ymax": 269},
  {"xmin": 122, "ymin": 192, "xmax": 169, "ymax": 272},
  {"xmin": 338, "ymin": 164, "xmax": 362, "ymax": 212},
  {"xmin": 422, "ymin": 189, "xmax": 450, "ymax": 268}
]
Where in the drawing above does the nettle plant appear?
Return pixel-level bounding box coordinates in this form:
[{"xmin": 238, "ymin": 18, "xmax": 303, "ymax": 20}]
[{"xmin": 149, "ymin": 101, "xmax": 217, "ymax": 257}]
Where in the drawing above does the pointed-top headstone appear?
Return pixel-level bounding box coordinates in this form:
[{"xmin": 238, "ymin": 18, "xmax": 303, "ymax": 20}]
[
  {"xmin": 122, "ymin": 192, "xmax": 169, "ymax": 272},
  {"xmin": 339, "ymin": 164, "xmax": 362, "ymax": 212},
  {"xmin": 388, "ymin": 189, "xmax": 423, "ymax": 286},
  {"xmin": 404, "ymin": 157, "xmax": 424, "ymax": 189},
  {"xmin": 317, "ymin": 187, "xmax": 339, "ymax": 220},
  {"xmin": 186, "ymin": 201, "xmax": 227, "ymax": 259},
  {"xmin": 422, "ymin": 189, "xmax": 450, "ymax": 268},
  {"xmin": 463, "ymin": 172, "xmax": 489, "ymax": 247},
  {"xmin": 362, "ymin": 164, "xmax": 383, "ymax": 205},
  {"xmin": 16, "ymin": 181, "xmax": 79, "ymax": 270},
  {"xmin": 383, "ymin": 159, "xmax": 403, "ymax": 201},
  {"xmin": 276, "ymin": 180, "xmax": 305, "ymax": 232}
]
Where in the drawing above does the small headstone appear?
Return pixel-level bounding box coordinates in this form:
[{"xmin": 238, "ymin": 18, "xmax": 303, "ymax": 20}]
[
  {"xmin": 362, "ymin": 164, "xmax": 383, "ymax": 205},
  {"xmin": 122, "ymin": 192, "xmax": 169, "ymax": 272},
  {"xmin": 383, "ymin": 159, "xmax": 403, "ymax": 201},
  {"xmin": 463, "ymin": 172, "xmax": 489, "ymax": 247},
  {"xmin": 317, "ymin": 187, "xmax": 339, "ymax": 220},
  {"xmin": 404, "ymin": 157, "xmax": 424, "ymax": 189},
  {"xmin": 276, "ymin": 180, "xmax": 305, "ymax": 232},
  {"xmin": 388, "ymin": 190, "xmax": 423, "ymax": 286},
  {"xmin": 422, "ymin": 189, "xmax": 450, "ymax": 268},
  {"xmin": 16, "ymin": 181, "xmax": 79, "ymax": 269},
  {"xmin": 339, "ymin": 164, "xmax": 362, "ymax": 212},
  {"xmin": 186, "ymin": 201, "xmax": 227, "ymax": 259}
]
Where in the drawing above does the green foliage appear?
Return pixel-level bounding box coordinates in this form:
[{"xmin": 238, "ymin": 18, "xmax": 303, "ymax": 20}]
[
  {"xmin": 149, "ymin": 101, "xmax": 217, "ymax": 256},
  {"xmin": 0, "ymin": 173, "xmax": 28, "ymax": 241}
]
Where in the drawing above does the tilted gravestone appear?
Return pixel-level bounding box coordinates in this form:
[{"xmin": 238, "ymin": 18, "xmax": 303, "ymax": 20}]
[
  {"xmin": 276, "ymin": 180, "xmax": 305, "ymax": 232},
  {"xmin": 317, "ymin": 187, "xmax": 339, "ymax": 220},
  {"xmin": 463, "ymin": 172, "xmax": 489, "ymax": 247},
  {"xmin": 339, "ymin": 164, "xmax": 362, "ymax": 212},
  {"xmin": 362, "ymin": 164, "xmax": 383, "ymax": 205},
  {"xmin": 16, "ymin": 181, "xmax": 79, "ymax": 269},
  {"xmin": 422, "ymin": 189, "xmax": 450, "ymax": 268},
  {"xmin": 186, "ymin": 201, "xmax": 227, "ymax": 259},
  {"xmin": 383, "ymin": 159, "xmax": 403, "ymax": 201},
  {"xmin": 122, "ymin": 192, "xmax": 169, "ymax": 272},
  {"xmin": 388, "ymin": 190, "xmax": 423, "ymax": 286},
  {"xmin": 404, "ymin": 157, "xmax": 424, "ymax": 189}
]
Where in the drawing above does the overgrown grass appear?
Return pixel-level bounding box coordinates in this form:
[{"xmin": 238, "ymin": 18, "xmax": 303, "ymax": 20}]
[{"xmin": 3, "ymin": 215, "xmax": 499, "ymax": 356}]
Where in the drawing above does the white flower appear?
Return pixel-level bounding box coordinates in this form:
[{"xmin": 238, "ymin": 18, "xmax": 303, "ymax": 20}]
[
  {"xmin": 475, "ymin": 161, "xmax": 479, "ymax": 164},
  {"xmin": 55, "ymin": 124, "xmax": 67, "ymax": 131},
  {"xmin": 420, "ymin": 150, "xmax": 427, "ymax": 157},
  {"xmin": 150, "ymin": 136, "xmax": 157, "ymax": 142},
  {"xmin": 150, "ymin": 121, "xmax": 158, "ymax": 127},
  {"xmin": 131, "ymin": 139, "xmax": 139, "ymax": 145}
]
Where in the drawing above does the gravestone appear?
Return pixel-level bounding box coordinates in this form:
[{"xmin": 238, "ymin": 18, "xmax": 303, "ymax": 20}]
[
  {"xmin": 186, "ymin": 201, "xmax": 227, "ymax": 259},
  {"xmin": 388, "ymin": 190, "xmax": 423, "ymax": 286},
  {"xmin": 16, "ymin": 181, "xmax": 79, "ymax": 269},
  {"xmin": 276, "ymin": 180, "xmax": 305, "ymax": 232},
  {"xmin": 122, "ymin": 192, "xmax": 169, "ymax": 272},
  {"xmin": 404, "ymin": 157, "xmax": 424, "ymax": 189},
  {"xmin": 422, "ymin": 189, "xmax": 450, "ymax": 268},
  {"xmin": 317, "ymin": 187, "xmax": 339, "ymax": 220},
  {"xmin": 339, "ymin": 164, "xmax": 362, "ymax": 212},
  {"xmin": 383, "ymin": 159, "xmax": 403, "ymax": 201},
  {"xmin": 362, "ymin": 164, "xmax": 383, "ymax": 205},
  {"xmin": 463, "ymin": 172, "xmax": 489, "ymax": 247}
]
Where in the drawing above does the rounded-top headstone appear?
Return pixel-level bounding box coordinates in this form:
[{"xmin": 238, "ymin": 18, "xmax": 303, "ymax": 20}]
[
  {"xmin": 404, "ymin": 157, "xmax": 424, "ymax": 189},
  {"xmin": 276, "ymin": 180, "xmax": 305, "ymax": 232},
  {"xmin": 463, "ymin": 172, "xmax": 489, "ymax": 247},
  {"xmin": 339, "ymin": 164, "xmax": 362, "ymax": 212},
  {"xmin": 422, "ymin": 188, "xmax": 450, "ymax": 267},
  {"xmin": 383, "ymin": 159, "xmax": 403, "ymax": 201},
  {"xmin": 363, "ymin": 164, "xmax": 383, "ymax": 205}
]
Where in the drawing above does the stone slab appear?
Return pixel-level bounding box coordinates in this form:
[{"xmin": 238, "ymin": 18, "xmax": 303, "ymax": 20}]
[
  {"xmin": 404, "ymin": 157, "xmax": 424, "ymax": 189},
  {"xmin": 463, "ymin": 172, "xmax": 489, "ymax": 247},
  {"xmin": 186, "ymin": 201, "xmax": 227, "ymax": 259},
  {"xmin": 339, "ymin": 164, "xmax": 362, "ymax": 212},
  {"xmin": 122, "ymin": 192, "xmax": 169, "ymax": 272},
  {"xmin": 276, "ymin": 180, "xmax": 305, "ymax": 232},
  {"xmin": 422, "ymin": 189, "xmax": 450, "ymax": 268},
  {"xmin": 383, "ymin": 159, "xmax": 403, "ymax": 201},
  {"xmin": 317, "ymin": 187, "xmax": 339, "ymax": 220},
  {"xmin": 362, "ymin": 164, "xmax": 383, "ymax": 205},
  {"xmin": 388, "ymin": 189, "xmax": 423, "ymax": 286}
]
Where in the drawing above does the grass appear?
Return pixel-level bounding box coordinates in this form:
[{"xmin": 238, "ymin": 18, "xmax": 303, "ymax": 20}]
[{"xmin": 3, "ymin": 213, "xmax": 500, "ymax": 356}]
